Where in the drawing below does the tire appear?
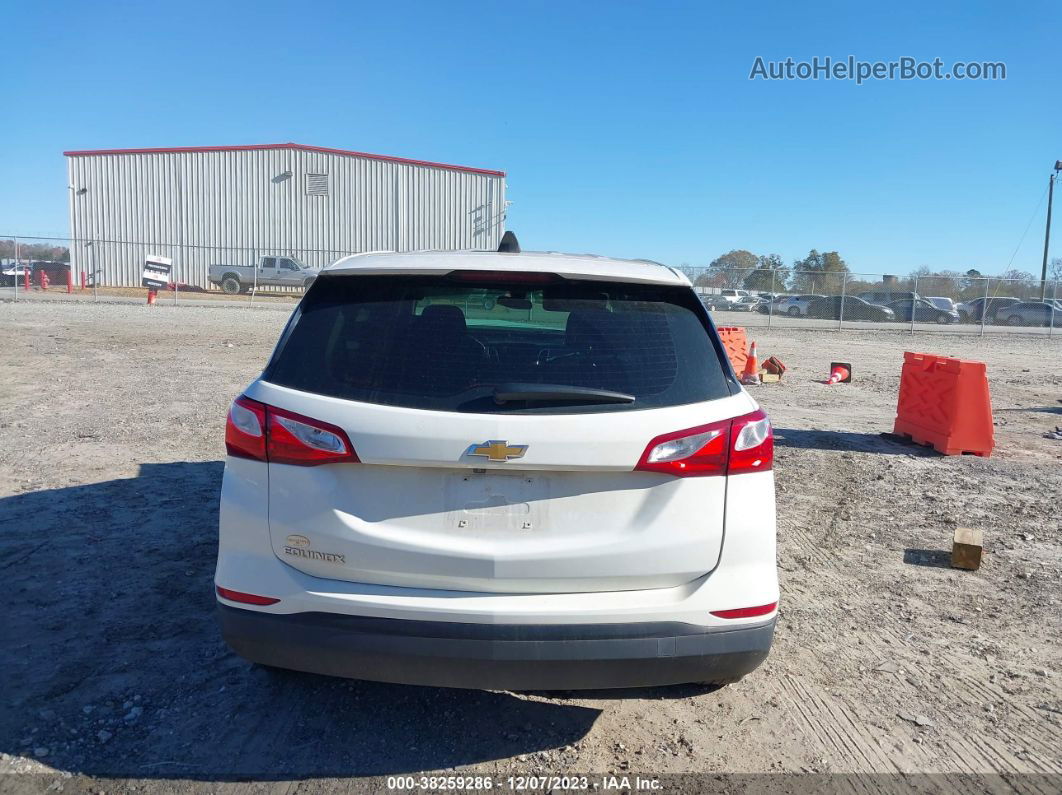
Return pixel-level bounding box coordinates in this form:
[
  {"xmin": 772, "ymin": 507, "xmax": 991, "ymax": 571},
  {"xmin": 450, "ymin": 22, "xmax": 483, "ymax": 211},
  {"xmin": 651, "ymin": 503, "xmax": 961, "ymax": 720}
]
[
  {"xmin": 303, "ymin": 277, "xmax": 315, "ymax": 290},
  {"xmin": 787, "ymin": 306, "xmax": 801, "ymax": 317},
  {"xmin": 958, "ymin": 311, "xmax": 970, "ymax": 323},
  {"xmin": 936, "ymin": 313, "xmax": 951, "ymax": 325},
  {"xmin": 1007, "ymin": 314, "xmax": 1024, "ymax": 327},
  {"xmin": 221, "ymin": 276, "xmax": 242, "ymax": 295}
]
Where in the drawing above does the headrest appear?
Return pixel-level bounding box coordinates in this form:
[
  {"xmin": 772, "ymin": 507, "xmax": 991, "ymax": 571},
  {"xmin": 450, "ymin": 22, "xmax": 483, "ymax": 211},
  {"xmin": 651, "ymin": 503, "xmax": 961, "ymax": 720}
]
[
  {"xmin": 566, "ymin": 309, "xmax": 618, "ymax": 347},
  {"xmin": 418, "ymin": 304, "xmax": 467, "ymax": 335}
]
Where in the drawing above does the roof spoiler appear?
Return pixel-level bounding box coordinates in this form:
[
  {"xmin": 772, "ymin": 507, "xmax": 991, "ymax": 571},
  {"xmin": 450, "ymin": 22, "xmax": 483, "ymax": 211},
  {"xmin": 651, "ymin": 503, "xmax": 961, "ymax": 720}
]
[{"xmin": 498, "ymin": 231, "xmax": 521, "ymax": 253}]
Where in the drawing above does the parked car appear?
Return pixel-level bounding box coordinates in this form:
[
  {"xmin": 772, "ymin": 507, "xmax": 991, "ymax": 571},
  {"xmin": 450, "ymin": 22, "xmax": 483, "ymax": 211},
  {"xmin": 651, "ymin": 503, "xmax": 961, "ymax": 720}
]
[
  {"xmin": 886, "ymin": 298, "xmax": 961, "ymax": 325},
  {"xmin": 208, "ymin": 256, "xmax": 319, "ymax": 295},
  {"xmin": 716, "ymin": 288, "xmax": 752, "ymax": 307},
  {"xmin": 956, "ymin": 296, "xmax": 1021, "ymax": 323},
  {"xmin": 857, "ymin": 290, "xmax": 922, "ymax": 306},
  {"xmin": 754, "ymin": 296, "xmax": 788, "ymax": 315},
  {"xmin": 30, "ymin": 261, "xmax": 71, "ymax": 285},
  {"xmin": 994, "ymin": 300, "xmax": 1062, "ymax": 327},
  {"xmin": 0, "ymin": 262, "xmax": 32, "ymax": 287},
  {"xmin": 926, "ymin": 296, "xmax": 959, "ymax": 313},
  {"xmin": 727, "ymin": 295, "xmax": 762, "ymax": 312},
  {"xmin": 699, "ymin": 294, "xmax": 729, "ymax": 311},
  {"xmin": 775, "ymin": 294, "xmax": 826, "ymax": 317},
  {"xmin": 216, "ymin": 247, "xmax": 778, "ymax": 690},
  {"xmin": 773, "ymin": 295, "xmax": 828, "ymax": 316},
  {"xmin": 805, "ymin": 296, "xmax": 896, "ymax": 322}
]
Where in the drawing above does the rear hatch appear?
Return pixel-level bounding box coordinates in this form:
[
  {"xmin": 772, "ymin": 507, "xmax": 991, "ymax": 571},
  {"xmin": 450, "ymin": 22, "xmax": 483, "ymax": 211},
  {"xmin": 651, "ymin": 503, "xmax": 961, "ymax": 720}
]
[{"xmin": 250, "ymin": 270, "xmax": 747, "ymax": 594}]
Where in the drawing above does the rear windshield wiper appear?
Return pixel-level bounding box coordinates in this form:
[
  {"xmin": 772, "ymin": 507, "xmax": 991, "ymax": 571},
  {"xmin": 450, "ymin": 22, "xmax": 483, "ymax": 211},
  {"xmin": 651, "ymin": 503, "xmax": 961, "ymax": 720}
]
[{"xmin": 492, "ymin": 383, "xmax": 636, "ymax": 405}]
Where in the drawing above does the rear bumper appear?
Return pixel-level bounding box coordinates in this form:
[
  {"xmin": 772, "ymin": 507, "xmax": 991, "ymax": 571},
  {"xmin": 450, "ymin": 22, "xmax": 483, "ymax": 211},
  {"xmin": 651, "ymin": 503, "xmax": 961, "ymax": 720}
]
[{"xmin": 218, "ymin": 604, "xmax": 774, "ymax": 690}]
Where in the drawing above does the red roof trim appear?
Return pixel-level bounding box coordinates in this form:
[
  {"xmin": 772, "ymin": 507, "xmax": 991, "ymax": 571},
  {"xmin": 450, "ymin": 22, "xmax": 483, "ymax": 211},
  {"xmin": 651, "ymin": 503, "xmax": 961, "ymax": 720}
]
[{"xmin": 61, "ymin": 142, "xmax": 505, "ymax": 177}]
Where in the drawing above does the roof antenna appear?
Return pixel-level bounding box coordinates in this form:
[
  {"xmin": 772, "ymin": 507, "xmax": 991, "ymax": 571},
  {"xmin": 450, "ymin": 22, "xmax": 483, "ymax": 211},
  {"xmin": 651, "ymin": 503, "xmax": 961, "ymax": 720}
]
[{"xmin": 498, "ymin": 231, "xmax": 521, "ymax": 253}]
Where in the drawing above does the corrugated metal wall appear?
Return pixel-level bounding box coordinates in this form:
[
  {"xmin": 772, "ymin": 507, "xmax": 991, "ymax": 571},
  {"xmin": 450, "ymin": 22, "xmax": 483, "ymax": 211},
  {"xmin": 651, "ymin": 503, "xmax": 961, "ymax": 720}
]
[{"xmin": 66, "ymin": 147, "xmax": 506, "ymax": 288}]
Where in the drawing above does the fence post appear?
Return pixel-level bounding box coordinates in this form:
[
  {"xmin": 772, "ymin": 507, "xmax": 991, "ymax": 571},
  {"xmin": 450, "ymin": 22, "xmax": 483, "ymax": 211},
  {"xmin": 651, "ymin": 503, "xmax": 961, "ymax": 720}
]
[
  {"xmin": 12, "ymin": 237, "xmax": 17, "ymax": 302},
  {"xmin": 250, "ymin": 248, "xmax": 258, "ymax": 304},
  {"xmin": 838, "ymin": 272, "xmax": 847, "ymax": 330},
  {"xmin": 91, "ymin": 241, "xmax": 98, "ymax": 303},
  {"xmin": 1051, "ymin": 280, "xmax": 1058, "ymax": 337},
  {"xmin": 980, "ymin": 278, "xmax": 989, "ymax": 337},
  {"xmin": 910, "ymin": 276, "xmax": 918, "ymax": 334},
  {"xmin": 768, "ymin": 269, "xmax": 775, "ymax": 329}
]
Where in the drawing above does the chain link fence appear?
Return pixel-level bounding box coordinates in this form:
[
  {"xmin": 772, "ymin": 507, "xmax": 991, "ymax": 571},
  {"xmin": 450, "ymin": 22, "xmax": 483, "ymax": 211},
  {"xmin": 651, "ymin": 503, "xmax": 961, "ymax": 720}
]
[
  {"xmin": 677, "ymin": 266, "xmax": 1060, "ymax": 336},
  {"xmin": 1, "ymin": 234, "xmax": 371, "ymax": 305},
  {"xmin": 2, "ymin": 235, "xmax": 1060, "ymax": 334}
]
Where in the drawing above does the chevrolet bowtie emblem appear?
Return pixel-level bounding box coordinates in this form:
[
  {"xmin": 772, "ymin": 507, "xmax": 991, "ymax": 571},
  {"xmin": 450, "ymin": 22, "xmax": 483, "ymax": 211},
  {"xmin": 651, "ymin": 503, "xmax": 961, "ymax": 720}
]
[{"xmin": 468, "ymin": 440, "xmax": 528, "ymax": 462}]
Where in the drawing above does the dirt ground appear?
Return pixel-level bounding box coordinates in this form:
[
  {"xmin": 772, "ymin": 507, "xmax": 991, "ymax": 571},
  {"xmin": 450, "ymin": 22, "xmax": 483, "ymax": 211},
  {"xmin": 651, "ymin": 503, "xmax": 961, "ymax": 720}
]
[{"xmin": 1, "ymin": 300, "xmax": 1060, "ymax": 793}]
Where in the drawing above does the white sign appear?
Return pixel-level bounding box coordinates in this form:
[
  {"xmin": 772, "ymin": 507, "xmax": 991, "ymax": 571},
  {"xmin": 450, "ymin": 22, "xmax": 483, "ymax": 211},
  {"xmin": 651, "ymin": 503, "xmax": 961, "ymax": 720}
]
[{"xmin": 142, "ymin": 254, "xmax": 173, "ymax": 289}]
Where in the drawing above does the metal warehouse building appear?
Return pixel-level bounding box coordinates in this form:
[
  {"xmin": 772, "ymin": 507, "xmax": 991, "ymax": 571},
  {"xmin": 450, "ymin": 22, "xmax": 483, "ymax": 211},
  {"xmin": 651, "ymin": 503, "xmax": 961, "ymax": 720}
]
[{"xmin": 64, "ymin": 143, "xmax": 507, "ymax": 289}]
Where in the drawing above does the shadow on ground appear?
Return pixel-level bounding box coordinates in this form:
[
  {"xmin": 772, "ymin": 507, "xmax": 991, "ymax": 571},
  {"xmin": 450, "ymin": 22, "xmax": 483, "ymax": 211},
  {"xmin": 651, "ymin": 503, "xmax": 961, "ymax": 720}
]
[
  {"xmin": 774, "ymin": 428, "xmax": 939, "ymax": 456},
  {"xmin": 902, "ymin": 548, "xmax": 953, "ymax": 569},
  {"xmin": 0, "ymin": 462, "xmax": 600, "ymax": 780},
  {"xmin": 996, "ymin": 406, "xmax": 1062, "ymax": 415}
]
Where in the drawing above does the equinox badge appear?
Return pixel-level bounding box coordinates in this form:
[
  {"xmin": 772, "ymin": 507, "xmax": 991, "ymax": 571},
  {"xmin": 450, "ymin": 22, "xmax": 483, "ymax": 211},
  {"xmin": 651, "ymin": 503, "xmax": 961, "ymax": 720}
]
[{"xmin": 467, "ymin": 440, "xmax": 528, "ymax": 462}]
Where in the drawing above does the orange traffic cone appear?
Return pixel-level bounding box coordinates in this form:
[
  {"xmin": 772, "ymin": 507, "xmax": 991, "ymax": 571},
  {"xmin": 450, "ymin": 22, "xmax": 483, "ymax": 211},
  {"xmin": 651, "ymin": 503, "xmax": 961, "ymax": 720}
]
[
  {"xmin": 826, "ymin": 362, "xmax": 851, "ymax": 385},
  {"xmin": 147, "ymin": 289, "xmax": 158, "ymax": 306},
  {"xmin": 741, "ymin": 342, "xmax": 760, "ymax": 384}
]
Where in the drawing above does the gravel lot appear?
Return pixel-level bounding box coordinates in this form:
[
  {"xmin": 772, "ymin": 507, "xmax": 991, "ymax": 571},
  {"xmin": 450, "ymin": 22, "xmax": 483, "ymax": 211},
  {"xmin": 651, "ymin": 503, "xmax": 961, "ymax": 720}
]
[{"xmin": 1, "ymin": 300, "xmax": 1060, "ymax": 792}]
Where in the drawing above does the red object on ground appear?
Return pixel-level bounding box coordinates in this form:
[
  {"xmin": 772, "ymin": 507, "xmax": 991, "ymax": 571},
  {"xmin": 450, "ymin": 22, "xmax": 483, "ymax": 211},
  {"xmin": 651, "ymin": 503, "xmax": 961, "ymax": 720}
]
[
  {"xmin": 741, "ymin": 341, "xmax": 760, "ymax": 384},
  {"xmin": 23, "ymin": 268, "xmax": 30, "ymax": 291},
  {"xmin": 763, "ymin": 356, "xmax": 787, "ymax": 375},
  {"xmin": 80, "ymin": 271, "xmax": 87, "ymax": 290},
  {"xmin": 826, "ymin": 363, "xmax": 851, "ymax": 385},
  {"xmin": 66, "ymin": 270, "xmax": 73, "ymax": 293},
  {"xmin": 893, "ymin": 352, "xmax": 994, "ymax": 457},
  {"xmin": 39, "ymin": 270, "xmax": 49, "ymax": 291},
  {"xmin": 717, "ymin": 326, "xmax": 748, "ymax": 374},
  {"xmin": 147, "ymin": 289, "xmax": 157, "ymax": 305}
]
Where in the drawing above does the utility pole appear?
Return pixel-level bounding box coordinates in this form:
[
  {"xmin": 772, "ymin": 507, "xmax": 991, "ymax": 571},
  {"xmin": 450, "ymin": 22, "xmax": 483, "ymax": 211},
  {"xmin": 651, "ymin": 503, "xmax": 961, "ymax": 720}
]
[{"xmin": 1041, "ymin": 160, "xmax": 1062, "ymax": 301}]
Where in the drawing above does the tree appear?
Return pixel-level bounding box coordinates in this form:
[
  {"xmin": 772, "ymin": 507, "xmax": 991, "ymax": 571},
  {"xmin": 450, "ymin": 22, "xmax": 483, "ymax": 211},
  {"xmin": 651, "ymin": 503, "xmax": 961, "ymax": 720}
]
[
  {"xmin": 1050, "ymin": 257, "xmax": 1062, "ymax": 283},
  {"xmin": 0, "ymin": 240, "xmax": 70, "ymax": 263},
  {"xmin": 907, "ymin": 266, "xmax": 969, "ymax": 299},
  {"xmin": 704, "ymin": 249, "xmax": 758, "ymax": 289},
  {"xmin": 791, "ymin": 249, "xmax": 848, "ymax": 293},
  {"xmin": 743, "ymin": 253, "xmax": 790, "ymax": 292},
  {"xmin": 995, "ymin": 269, "xmax": 1036, "ymax": 298}
]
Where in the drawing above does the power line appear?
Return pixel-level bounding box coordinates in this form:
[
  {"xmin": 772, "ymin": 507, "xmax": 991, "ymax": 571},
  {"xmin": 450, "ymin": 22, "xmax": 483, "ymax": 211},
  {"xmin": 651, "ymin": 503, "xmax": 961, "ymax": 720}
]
[{"xmin": 1003, "ymin": 181, "xmax": 1050, "ymax": 273}]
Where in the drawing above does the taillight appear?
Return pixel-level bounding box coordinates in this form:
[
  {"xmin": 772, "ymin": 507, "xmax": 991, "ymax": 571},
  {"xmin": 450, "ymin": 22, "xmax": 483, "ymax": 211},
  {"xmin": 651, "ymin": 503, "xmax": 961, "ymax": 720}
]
[
  {"xmin": 224, "ymin": 396, "xmax": 358, "ymax": 466},
  {"xmin": 728, "ymin": 409, "xmax": 773, "ymax": 474},
  {"xmin": 266, "ymin": 406, "xmax": 357, "ymax": 466},
  {"xmin": 225, "ymin": 396, "xmax": 267, "ymax": 461},
  {"xmin": 447, "ymin": 270, "xmax": 559, "ymax": 284},
  {"xmin": 635, "ymin": 419, "xmax": 730, "ymax": 476},
  {"xmin": 635, "ymin": 409, "xmax": 772, "ymax": 477}
]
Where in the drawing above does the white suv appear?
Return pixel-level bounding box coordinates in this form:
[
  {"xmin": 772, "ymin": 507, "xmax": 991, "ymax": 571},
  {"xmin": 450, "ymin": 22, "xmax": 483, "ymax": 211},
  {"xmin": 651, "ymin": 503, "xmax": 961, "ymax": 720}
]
[{"xmin": 215, "ymin": 249, "xmax": 778, "ymax": 690}]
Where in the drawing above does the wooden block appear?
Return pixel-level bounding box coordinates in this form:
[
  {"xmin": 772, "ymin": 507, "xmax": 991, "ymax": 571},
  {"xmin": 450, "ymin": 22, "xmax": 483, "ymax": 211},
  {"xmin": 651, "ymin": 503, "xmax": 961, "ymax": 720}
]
[
  {"xmin": 951, "ymin": 527, "xmax": 983, "ymax": 571},
  {"xmin": 760, "ymin": 372, "xmax": 781, "ymax": 383}
]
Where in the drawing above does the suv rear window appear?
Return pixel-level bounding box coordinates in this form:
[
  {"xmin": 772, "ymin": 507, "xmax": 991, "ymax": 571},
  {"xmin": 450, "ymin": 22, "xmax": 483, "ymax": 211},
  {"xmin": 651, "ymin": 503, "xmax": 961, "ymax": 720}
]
[{"xmin": 265, "ymin": 274, "xmax": 732, "ymax": 413}]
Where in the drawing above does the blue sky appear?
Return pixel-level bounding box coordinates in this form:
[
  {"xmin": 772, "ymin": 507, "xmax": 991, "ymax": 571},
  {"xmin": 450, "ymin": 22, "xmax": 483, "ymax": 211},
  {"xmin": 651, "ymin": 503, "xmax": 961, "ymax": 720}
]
[{"xmin": 2, "ymin": 0, "xmax": 1059, "ymax": 275}]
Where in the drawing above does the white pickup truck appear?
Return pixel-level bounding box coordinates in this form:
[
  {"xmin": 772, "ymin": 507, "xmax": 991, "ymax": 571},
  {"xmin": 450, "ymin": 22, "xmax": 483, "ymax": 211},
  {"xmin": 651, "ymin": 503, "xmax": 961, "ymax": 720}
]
[{"xmin": 208, "ymin": 256, "xmax": 319, "ymax": 295}]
